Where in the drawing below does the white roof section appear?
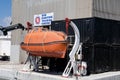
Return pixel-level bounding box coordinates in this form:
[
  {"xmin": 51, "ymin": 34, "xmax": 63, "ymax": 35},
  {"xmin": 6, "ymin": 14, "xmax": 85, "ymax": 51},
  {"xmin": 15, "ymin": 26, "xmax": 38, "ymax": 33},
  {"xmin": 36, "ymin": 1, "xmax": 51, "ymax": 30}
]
[{"xmin": 0, "ymin": 32, "xmax": 11, "ymax": 40}]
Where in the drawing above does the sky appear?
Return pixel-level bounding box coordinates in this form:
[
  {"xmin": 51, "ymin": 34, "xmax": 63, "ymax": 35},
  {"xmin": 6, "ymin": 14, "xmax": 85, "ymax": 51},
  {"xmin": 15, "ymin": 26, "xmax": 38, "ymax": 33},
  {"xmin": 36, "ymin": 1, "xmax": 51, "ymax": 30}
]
[{"xmin": 0, "ymin": 0, "xmax": 11, "ymax": 27}]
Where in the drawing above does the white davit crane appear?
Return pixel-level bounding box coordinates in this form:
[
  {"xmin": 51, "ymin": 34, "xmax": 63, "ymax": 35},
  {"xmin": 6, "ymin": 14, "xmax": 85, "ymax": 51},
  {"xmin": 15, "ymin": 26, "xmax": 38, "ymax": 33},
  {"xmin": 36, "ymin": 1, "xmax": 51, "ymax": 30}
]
[{"xmin": 62, "ymin": 19, "xmax": 87, "ymax": 77}]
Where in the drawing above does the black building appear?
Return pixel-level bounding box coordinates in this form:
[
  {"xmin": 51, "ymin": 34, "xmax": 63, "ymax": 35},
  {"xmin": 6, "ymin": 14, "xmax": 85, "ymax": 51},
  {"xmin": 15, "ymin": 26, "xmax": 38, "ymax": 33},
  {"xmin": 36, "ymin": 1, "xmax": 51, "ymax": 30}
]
[{"xmin": 51, "ymin": 17, "xmax": 120, "ymax": 74}]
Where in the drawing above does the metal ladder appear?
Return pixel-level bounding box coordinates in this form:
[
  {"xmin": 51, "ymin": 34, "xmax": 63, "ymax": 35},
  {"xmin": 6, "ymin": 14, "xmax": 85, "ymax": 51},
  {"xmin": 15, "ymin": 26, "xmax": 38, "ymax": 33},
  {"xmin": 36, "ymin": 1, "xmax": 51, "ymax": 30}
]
[{"xmin": 62, "ymin": 43, "xmax": 82, "ymax": 77}]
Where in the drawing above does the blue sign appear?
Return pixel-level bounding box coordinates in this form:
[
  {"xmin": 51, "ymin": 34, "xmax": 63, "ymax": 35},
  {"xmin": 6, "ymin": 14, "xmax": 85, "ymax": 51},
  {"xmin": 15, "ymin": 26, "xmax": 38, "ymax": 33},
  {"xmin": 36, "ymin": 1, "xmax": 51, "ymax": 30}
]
[{"xmin": 34, "ymin": 12, "xmax": 54, "ymax": 26}]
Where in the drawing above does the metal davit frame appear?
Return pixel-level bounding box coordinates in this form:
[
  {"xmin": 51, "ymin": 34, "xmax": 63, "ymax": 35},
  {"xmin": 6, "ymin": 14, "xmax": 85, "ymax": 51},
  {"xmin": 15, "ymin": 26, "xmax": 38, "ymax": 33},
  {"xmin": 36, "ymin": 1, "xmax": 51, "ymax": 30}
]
[{"xmin": 62, "ymin": 18, "xmax": 86, "ymax": 77}]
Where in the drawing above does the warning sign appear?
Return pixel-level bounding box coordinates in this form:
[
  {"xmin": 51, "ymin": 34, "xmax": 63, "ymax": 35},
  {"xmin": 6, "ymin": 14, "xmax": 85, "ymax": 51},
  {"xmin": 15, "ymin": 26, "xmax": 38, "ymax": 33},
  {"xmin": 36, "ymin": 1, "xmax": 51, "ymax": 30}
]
[{"xmin": 34, "ymin": 12, "xmax": 54, "ymax": 26}]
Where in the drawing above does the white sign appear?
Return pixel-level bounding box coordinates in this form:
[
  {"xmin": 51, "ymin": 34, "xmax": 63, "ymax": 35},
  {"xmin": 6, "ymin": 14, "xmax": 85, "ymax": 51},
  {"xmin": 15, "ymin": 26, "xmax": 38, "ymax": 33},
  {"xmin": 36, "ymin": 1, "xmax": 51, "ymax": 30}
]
[{"xmin": 34, "ymin": 12, "xmax": 54, "ymax": 26}]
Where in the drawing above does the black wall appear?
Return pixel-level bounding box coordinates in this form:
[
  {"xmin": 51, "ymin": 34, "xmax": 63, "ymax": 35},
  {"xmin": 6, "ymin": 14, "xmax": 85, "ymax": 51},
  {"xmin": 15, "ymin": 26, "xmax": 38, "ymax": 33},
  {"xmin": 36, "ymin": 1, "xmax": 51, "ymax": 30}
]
[{"xmin": 51, "ymin": 17, "xmax": 120, "ymax": 74}]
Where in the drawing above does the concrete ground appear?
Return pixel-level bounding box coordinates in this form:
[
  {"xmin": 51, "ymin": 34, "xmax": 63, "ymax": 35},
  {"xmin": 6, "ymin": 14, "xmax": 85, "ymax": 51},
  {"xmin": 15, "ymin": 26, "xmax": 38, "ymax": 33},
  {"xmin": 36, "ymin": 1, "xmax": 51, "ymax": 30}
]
[{"xmin": 0, "ymin": 61, "xmax": 120, "ymax": 80}]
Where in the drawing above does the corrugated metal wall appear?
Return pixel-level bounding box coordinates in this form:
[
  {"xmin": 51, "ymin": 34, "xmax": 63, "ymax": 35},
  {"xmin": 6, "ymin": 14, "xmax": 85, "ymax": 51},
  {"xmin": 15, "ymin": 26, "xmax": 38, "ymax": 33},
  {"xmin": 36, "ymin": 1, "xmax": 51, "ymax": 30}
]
[
  {"xmin": 93, "ymin": 0, "xmax": 120, "ymax": 20},
  {"xmin": 12, "ymin": 0, "xmax": 93, "ymax": 22}
]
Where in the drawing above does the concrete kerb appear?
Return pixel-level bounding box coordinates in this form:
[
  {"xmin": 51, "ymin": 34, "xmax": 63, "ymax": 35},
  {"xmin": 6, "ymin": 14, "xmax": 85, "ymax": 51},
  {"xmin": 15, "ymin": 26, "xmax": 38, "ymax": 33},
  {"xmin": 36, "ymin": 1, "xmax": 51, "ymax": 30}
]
[{"xmin": 0, "ymin": 63, "xmax": 120, "ymax": 80}]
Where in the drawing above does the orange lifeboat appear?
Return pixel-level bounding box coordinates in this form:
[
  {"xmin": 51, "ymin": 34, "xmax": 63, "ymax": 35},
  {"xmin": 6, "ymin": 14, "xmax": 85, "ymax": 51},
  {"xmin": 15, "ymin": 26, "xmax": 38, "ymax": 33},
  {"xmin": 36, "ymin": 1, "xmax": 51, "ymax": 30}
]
[{"xmin": 21, "ymin": 28, "xmax": 68, "ymax": 58}]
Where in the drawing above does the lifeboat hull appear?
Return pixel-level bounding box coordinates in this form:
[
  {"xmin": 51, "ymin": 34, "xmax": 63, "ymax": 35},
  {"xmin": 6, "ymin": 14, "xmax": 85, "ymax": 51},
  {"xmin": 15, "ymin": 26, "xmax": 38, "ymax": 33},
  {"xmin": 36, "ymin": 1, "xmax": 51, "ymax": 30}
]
[
  {"xmin": 20, "ymin": 28, "xmax": 68, "ymax": 58},
  {"xmin": 21, "ymin": 41, "xmax": 67, "ymax": 58}
]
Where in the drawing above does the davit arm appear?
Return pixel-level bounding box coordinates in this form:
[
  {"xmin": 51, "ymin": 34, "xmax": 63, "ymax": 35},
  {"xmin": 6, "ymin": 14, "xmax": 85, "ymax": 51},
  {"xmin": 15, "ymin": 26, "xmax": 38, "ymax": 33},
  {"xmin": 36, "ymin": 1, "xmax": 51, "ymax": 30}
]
[
  {"xmin": 0, "ymin": 23, "xmax": 25, "ymax": 35},
  {"xmin": 62, "ymin": 18, "xmax": 82, "ymax": 77}
]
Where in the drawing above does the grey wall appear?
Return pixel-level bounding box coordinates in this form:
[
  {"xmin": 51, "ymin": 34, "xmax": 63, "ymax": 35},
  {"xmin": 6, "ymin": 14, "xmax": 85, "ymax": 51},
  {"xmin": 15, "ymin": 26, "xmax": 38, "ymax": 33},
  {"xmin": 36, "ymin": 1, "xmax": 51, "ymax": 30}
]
[
  {"xmin": 93, "ymin": 0, "xmax": 120, "ymax": 20},
  {"xmin": 12, "ymin": 0, "xmax": 93, "ymax": 24}
]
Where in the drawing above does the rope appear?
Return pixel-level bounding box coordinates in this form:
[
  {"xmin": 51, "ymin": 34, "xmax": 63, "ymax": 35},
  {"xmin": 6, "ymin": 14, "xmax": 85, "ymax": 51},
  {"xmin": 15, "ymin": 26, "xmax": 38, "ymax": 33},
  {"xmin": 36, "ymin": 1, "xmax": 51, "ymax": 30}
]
[
  {"xmin": 41, "ymin": 29, "xmax": 48, "ymax": 52},
  {"xmin": 26, "ymin": 29, "xmax": 35, "ymax": 51}
]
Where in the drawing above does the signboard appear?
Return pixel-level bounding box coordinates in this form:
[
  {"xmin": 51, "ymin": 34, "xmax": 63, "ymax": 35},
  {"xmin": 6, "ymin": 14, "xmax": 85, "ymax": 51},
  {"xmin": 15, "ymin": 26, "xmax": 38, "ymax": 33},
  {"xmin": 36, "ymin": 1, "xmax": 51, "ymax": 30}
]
[{"xmin": 34, "ymin": 12, "xmax": 54, "ymax": 26}]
